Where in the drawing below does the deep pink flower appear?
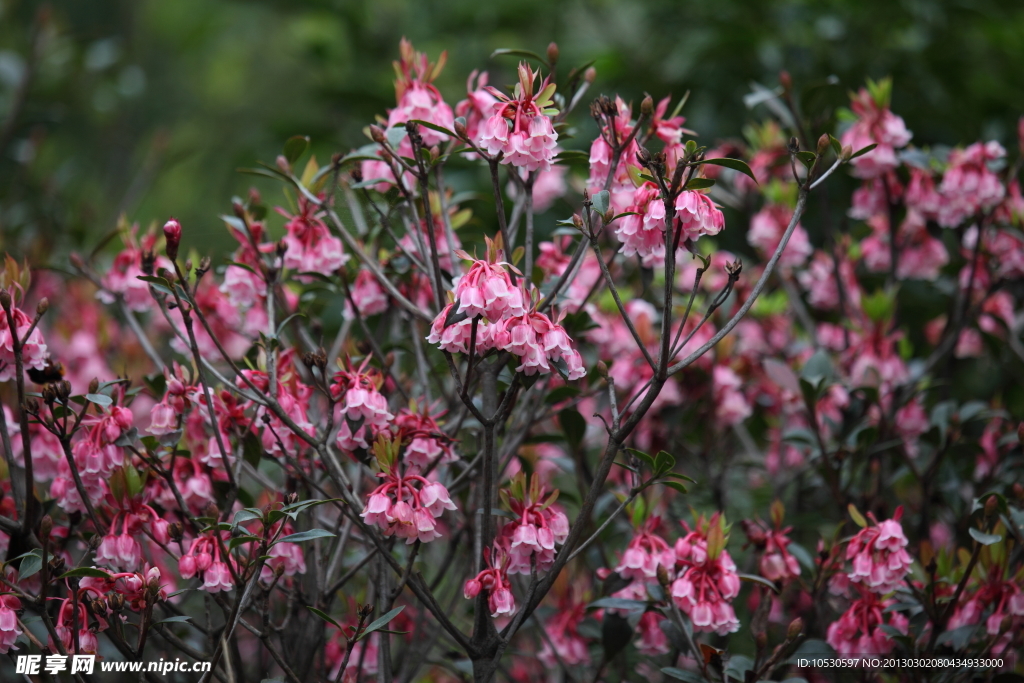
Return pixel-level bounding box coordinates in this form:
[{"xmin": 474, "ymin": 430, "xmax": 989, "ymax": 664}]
[
  {"xmin": 826, "ymin": 591, "xmax": 909, "ymax": 657},
  {"xmin": 477, "ymin": 63, "xmax": 558, "ymax": 172},
  {"xmin": 845, "ymin": 508, "xmax": 913, "ymax": 594}
]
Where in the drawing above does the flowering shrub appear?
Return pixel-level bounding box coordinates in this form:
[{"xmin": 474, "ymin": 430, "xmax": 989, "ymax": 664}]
[{"xmin": 0, "ymin": 39, "xmax": 1022, "ymax": 683}]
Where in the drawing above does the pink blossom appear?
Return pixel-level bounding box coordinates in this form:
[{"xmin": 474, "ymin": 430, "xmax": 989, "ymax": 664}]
[
  {"xmin": 360, "ymin": 471, "xmax": 455, "ymax": 544},
  {"xmin": 845, "ymin": 509, "xmax": 913, "ymax": 594},
  {"xmin": 840, "ymin": 85, "xmax": 912, "ymax": 178},
  {"xmin": 0, "ymin": 304, "xmax": 48, "ymax": 383},
  {"xmin": 539, "ymin": 601, "xmax": 589, "ymax": 667},
  {"xmin": 826, "ymin": 592, "xmax": 908, "ymax": 657},
  {"xmin": 676, "ymin": 190, "xmax": 726, "ymax": 242},
  {"xmin": 344, "ymin": 269, "xmax": 389, "ymax": 319},
  {"xmin": 0, "ymin": 594, "xmax": 22, "ymax": 653},
  {"xmin": 279, "ymin": 197, "xmax": 349, "ymax": 276},
  {"xmin": 493, "ymin": 310, "xmax": 586, "ymax": 380},
  {"xmin": 937, "ymin": 141, "xmax": 1006, "ymax": 228},
  {"xmin": 499, "ymin": 474, "xmax": 569, "ymax": 574},
  {"xmin": 748, "ymin": 204, "xmax": 811, "ymax": 269},
  {"xmin": 464, "ymin": 543, "xmax": 517, "ymax": 618},
  {"xmin": 615, "ymin": 517, "xmax": 675, "ymax": 581},
  {"xmin": 451, "ymin": 257, "xmax": 524, "ymax": 322},
  {"xmin": 670, "ymin": 514, "xmax": 741, "ymax": 635},
  {"xmin": 616, "ymin": 182, "xmax": 668, "ymax": 266},
  {"xmin": 477, "ymin": 63, "xmax": 558, "ymax": 172}
]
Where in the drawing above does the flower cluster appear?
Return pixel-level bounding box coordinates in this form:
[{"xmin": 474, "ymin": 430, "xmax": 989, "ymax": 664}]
[{"xmin": 498, "ymin": 473, "xmax": 569, "ymax": 574}]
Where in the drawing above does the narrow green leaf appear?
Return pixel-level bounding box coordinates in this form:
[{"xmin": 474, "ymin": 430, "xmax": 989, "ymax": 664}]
[
  {"xmin": 358, "ymin": 606, "xmax": 405, "ymax": 641},
  {"xmin": 59, "ymin": 567, "xmax": 112, "ymax": 580},
  {"xmin": 273, "ymin": 528, "xmax": 336, "ymax": 545},
  {"xmin": 284, "ymin": 136, "xmax": 310, "ymax": 164},
  {"xmin": 969, "ymin": 528, "xmax": 1001, "ymax": 546},
  {"xmin": 306, "ymin": 606, "xmax": 343, "ymax": 630},
  {"xmin": 696, "ymin": 157, "xmax": 757, "ymax": 183}
]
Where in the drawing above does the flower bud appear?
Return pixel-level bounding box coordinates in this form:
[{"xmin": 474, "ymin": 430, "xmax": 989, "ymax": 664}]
[
  {"xmin": 656, "ymin": 563, "xmax": 671, "ymax": 588},
  {"xmin": 232, "ymin": 199, "xmax": 246, "ymax": 218},
  {"xmin": 69, "ymin": 253, "xmax": 85, "ymax": 270},
  {"xmin": 1012, "ymin": 482, "xmax": 1024, "ymax": 500},
  {"xmin": 817, "ymin": 134, "xmax": 830, "ymax": 155},
  {"xmin": 168, "ymin": 522, "xmax": 184, "ymax": 543},
  {"xmin": 204, "ymin": 503, "xmax": 220, "ymax": 520},
  {"xmin": 141, "ymin": 250, "xmax": 156, "ymax": 275},
  {"xmin": 640, "ymin": 94, "xmax": 654, "ymax": 117},
  {"xmin": 787, "ymin": 617, "xmax": 803, "ymax": 640},
  {"xmin": 88, "ymin": 378, "xmax": 100, "ymax": 394},
  {"xmin": 358, "ymin": 603, "xmax": 374, "ymax": 619},
  {"xmin": 546, "ymin": 42, "xmax": 559, "ymax": 65},
  {"xmin": 108, "ymin": 593, "xmax": 125, "ymax": 612},
  {"xmin": 584, "ymin": 66, "xmax": 597, "ymax": 84},
  {"xmin": 755, "ymin": 631, "xmax": 768, "ymax": 651},
  {"xmin": 36, "ymin": 298, "xmax": 49, "ymax": 316},
  {"xmin": 370, "ymin": 125, "xmax": 387, "ymax": 145},
  {"xmin": 40, "ymin": 515, "xmax": 53, "ymax": 539},
  {"xmin": 841, "ymin": 145, "xmax": 853, "ymax": 161},
  {"xmin": 984, "ymin": 495, "xmax": 998, "ymax": 518},
  {"xmin": 779, "ymin": 70, "xmax": 792, "ymax": 92},
  {"xmin": 90, "ymin": 597, "xmax": 107, "ymax": 615},
  {"xmin": 285, "ymin": 492, "xmax": 299, "ymax": 506},
  {"xmin": 163, "ymin": 218, "xmax": 182, "ymax": 260},
  {"xmin": 788, "ymin": 137, "xmax": 800, "ymax": 154},
  {"xmin": 0, "ymin": 289, "xmax": 11, "ymax": 311},
  {"xmin": 276, "ymin": 155, "xmax": 291, "ymax": 174},
  {"xmin": 453, "ymin": 118, "xmax": 468, "ymax": 140}
]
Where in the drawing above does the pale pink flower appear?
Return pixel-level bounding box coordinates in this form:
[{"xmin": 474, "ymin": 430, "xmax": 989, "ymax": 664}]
[
  {"xmin": 845, "ymin": 509, "xmax": 913, "ymax": 594},
  {"xmin": 748, "ymin": 204, "xmax": 811, "ymax": 269},
  {"xmin": 0, "ymin": 594, "xmax": 23, "ymax": 653},
  {"xmin": 826, "ymin": 592, "xmax": 908, "ymax": 657}
]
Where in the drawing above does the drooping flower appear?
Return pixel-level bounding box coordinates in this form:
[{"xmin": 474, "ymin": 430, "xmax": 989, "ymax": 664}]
[
  {"xmin": 331, "ymin": 357, "xmax": 394, "ymax": 452},
  {"xmin": 477, "ymin": 63, "xmax": 558, "ymax": 172},
  {"xmin": 464, "ymin": 543, "xmax": 517, "ymax": 618},
  {"xmin": 499, "ymin": 473, "xmax": 569, "ymax": 575},
  {"xmin": 826, "ymin": 590, "xmax": 909, "ymax": 657},
  {"xmin": 670, "ymin": 513, "xmax": 741, "ymax": 635},
  {"xmin": 279, "ymin": 197, "xmax": 349, "ymax": 276},
  {"xmin": 840, "ymin": 80, "xmax": 912, "ymax": 178},
  {"xmin": 845, "ymin": 507, "xmax": 913, "ymax": 594}
]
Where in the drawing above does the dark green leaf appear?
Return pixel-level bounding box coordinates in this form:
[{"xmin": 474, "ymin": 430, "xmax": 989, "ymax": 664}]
[
  {"xmin": 85, "ymin": 393, "xmax": 113, "ymax": 407},
  {"xmin": 661, "ymin": 480, "xmax": 688, "ymax": 495},
  {"xmin": 683, "ymin": 178, "xmax": 715, "ymax": 190},
  {"xmin": 850, "ymin": 143, "xmax": 878, "ymax": 159},
  {"xmin": 587, "ymin": 597, "xmax": 648, "ymax": 611},
  {"xmin": 590, "ymin": 190, "xmax": 610, "ymax": 217},
  {"xmin": 284, "ymin": 136, "xmax": 310, "ymax": 164},
  {"xmin": 358, "ymin": 606, "xmax": 405, "ymax": 641},
  {"xmin": 696, "ymin": 157, "xmax": 757, "ymax": 184},
  {"xmin": 737, "ymin": 572, "xmax": 780, "ymax": 593},
  {"xmin": 59, "ymin": 567, "xmax": 112, "ymax": 580},
  {"xmin": 242, "ymin": 431, "xmax": 263, "ymax": 469},
  {"xmin": 274, "ymin": 528, "xmax": 335, "ymax": 545},
  {"xmin": 490, "ymin": 48, "xmax": 548, "ymax": 66},
  {"xmin": 154, "ymin": 615, "xmax": 193, "ymax": 625},
  {"xmin": 407, "ymin": 119, "xmax": 455, "ymax": 139},
  {"xmin": 306, "ymin": 606, "xmax": 343, "ymax": 630},
  {"xmin": 602, "ymin": 612, "xmax": 633, "ymax": 660},
  {"xmin": 559, "ymin": 408, "xmax": 586, "ymax": 453}
]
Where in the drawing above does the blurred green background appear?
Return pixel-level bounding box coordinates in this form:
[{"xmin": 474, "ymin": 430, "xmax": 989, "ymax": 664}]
[{"xmin": 1, "ymin": 0, "xmax": 1022, "ymax": 261}]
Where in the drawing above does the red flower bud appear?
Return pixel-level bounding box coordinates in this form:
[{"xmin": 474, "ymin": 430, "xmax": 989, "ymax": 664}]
[{"xmin": 163, "ymin": 218, "xmax": 182, "ymax": 260}]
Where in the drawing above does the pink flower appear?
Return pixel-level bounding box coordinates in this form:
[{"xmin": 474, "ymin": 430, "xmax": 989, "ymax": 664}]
[
  {"xmin": 615, "ymin": 517, "xmax": 676, "ymax": 581},
  {"xmin": 616, "ymin": 182, "xmax": 668, "ymax": 267},
  {"xmin": 826, "ymin": 592, "xmax": 908, "ymax": 657},
  {"xmin": 713, "ymin": 365, "xmax": 752, "ymax": 428},
  {"xmin": 494, "ymin": 310, "xmax": 586, "ymax": 380},
  {"xmin": 455, "ymin": 71, "xmax": 499, "ymax": 146},
  {"xmin": 840, "ymin": 84, "xmax": 912, "ymax": 178},
  {"xmin": 279, "ymin": 197, "xmax": 349, "ymax": 276},
  {"xmin": 0, "ymin": 304, "xmax": 48, "ymax": 383},
  {"xmin": 845, "ymin": 509, "xmax": 913, "ymax": 594},
  {"xmin": 0, "ymin": 594, "xmax": 22, "ymax": 653},
  {"xmin": 797, "ymin": 251, "xmax": 861, "ymax": 311},
  {"xmin": 499, "ymin": 474, "xmax": 569, "ymax": 574},
  {"xmin": 331, "ymin": 358, "xmax": 393, "ymax": 452},
  {"xmin": 203, "ymin": 561, "xmax": 235, "ymax": 593},
  {"xmin": 476, "ymin": 63, "xmax": 558, "ymax": 172},
  {"xmin": 937, "ymin": 141, "xmax": 1007, "ymax": 228},
  {"xmin": 676, "ymin": 190, "xmax": 726, "ymax": 242},
  {"xmin": 360, "ymin": 471, "xmax": 456, "ymax": 544},
  {"xmin": 451, "ymin": 256, "xmax": 524, "ymax": 322},
  {"xmin": 464, "ymin": 543, "xmax": 516, "ymax": 618},
  {"xmin": 670, "ymin": 514, "xmax": 741, "ymax": 635},
  {"xmin": 748, "ymin": 204, "xmax": 811, "ymax": 269},
  {"xmin": 426, "ymin": 303, "xmax": 497, "ymax": 354},
  {"xmin": 539, "ymin": 601, "xmax": 589, "ymax": 667}
]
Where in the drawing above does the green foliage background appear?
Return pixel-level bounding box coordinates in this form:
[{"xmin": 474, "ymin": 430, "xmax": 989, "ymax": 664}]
[{"xmin": 1, "ymin": 0, "xmax": 1022, "ymax": 259}]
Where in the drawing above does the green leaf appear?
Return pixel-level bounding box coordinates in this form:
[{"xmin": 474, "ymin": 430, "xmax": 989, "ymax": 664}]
[
  {"xmin": 154, "ymin": 615, "xmax": 193, "ymax": 626},
  {"xmin": 737, "ymin": 572, "xmax": 780, "ymax": 593},
  {"xmin": 848, "ymin": 504, "xmax": 868, "ymax": 528},
  {"xmin": 683, "ymin": 178, "xmax": 715, "ymax": 190},
  {"xmin": 696, "ymin": 157, "xmax": 757, "ymax": 184},
  {"xmin": 850, "ymin": 143, "xmax": 877, "ymax": 159},
  {"xmin": 601, "ymin": 612, "xmax": 633, "ymax": 660},
  {"xmin": 490, "ymin": 48, "xmax": 548, "ymax": 66},
  {"xmin": 15, "ymin": 550, "xmax": 43, "ymax": 580},
  {"xmin": 229, "ymin": 535, "xmax": 261, "ymax": 550},
  {"xmin": 969, "ymin": 528, "xmax": 1002, "ymax": 546},
  {"xmin": 590, "ymin": 190, "xmax": 610, "ymax": 217},
  {"xmin": 85, "ymin": 393, "xmax": 113, "ymax": 407},
  {"xmin": 800, "ymin": 349, "xmax": 834, "ymax": 387},
  {"xmin": 664, "ymin": 472, "xmax": 697, "ymax": 483},
  {"xmin": 242, "ymin": 431, "xmax": 263, "ymax": 469},
  {"xmin": 349, "ymin": 177, "xmax": 391, "ymax": 190},
  {"xmin": 407, "ymin": 119, "xmax": 455, "ymax": 139},
  {"xmin": 587, "ymin": 597, "xmax": 648, "ymax": 611},
  {"xmin": 274, "ymin": 528, "xmax": 336, "ymax": 545},
  {"xmin": 306, "ymin": 606, "xmax": 343, "ymax": 630},
  {"xmin": 626, "ymin": 448, "xmax": 656, "ymax": 469},
  {"xmin": 559, "ymin": 408, "xmax": 586, "ymax": 453},
  {"xmin": 795, "ymin": 150, "xmax": 817, "ymax": 169},
  {"xmin": 828, "ymin": 134, "xmax": 843, "ymax": 157},
  {"xmin": 233, "ymin": 508, "xmax": 263, "ymax": 526},
  {"xmin": 59, "ymin": 567, "xmax": 112, "ymax": 580},
  {"xmin": 284, "ymin": 136, "xmax": 310, "ymax": 164},
  {"xmin": 385, "ymin": 126, "xmax": 407, "ymax": 149},
  {"xmin": 544, "ymin": 386, "xmax": 579, "ymax": 405},
  {"xmin": 358, "ymin": 606, "xmax": 405, "ymax": 641},
  {"xmin": 661, "ymin": 480, "xmax": 688, "ymax": 495},
  {"xmin": 653, "ymin": 450, "xmax": 676, "ymax": 475}
]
